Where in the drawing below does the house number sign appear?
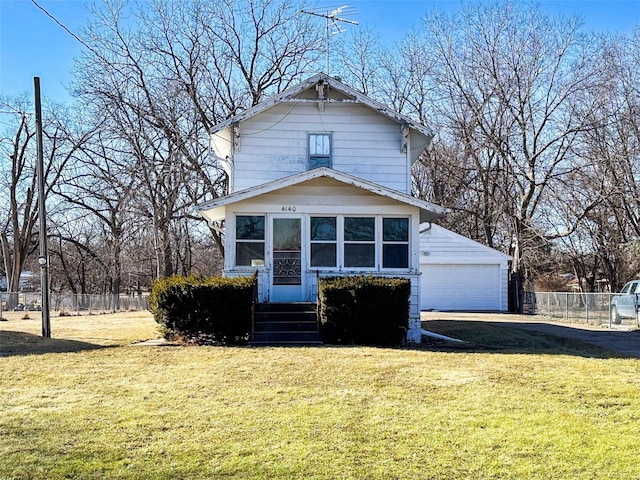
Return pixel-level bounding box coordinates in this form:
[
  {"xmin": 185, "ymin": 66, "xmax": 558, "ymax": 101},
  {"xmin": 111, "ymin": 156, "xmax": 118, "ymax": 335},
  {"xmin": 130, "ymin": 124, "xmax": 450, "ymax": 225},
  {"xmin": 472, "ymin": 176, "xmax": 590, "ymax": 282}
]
[{"xmin": 281, "ymin": 205, "xmax": 297, "ymax": 212}]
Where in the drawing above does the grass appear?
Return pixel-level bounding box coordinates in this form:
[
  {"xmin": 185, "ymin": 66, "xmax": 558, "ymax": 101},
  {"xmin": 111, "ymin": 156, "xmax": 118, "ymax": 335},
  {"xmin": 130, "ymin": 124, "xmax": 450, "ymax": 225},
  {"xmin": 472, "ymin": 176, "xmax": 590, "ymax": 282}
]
[
  {"xmin": 1, "ymin": 312, "xmax": 640, "ymax": 479},
  {"xmin": 421, "ymin": 318, "xmax": 623, "ymax": 357}
]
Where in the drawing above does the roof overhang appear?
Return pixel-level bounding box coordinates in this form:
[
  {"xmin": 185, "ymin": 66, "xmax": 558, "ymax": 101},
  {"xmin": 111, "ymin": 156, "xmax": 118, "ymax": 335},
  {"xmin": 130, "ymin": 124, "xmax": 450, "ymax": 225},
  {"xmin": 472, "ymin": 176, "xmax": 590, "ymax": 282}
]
[
  {"xmin": 197, "ymin": 167, "xmax": 447, "ymax": 224},
  {"xmin": 419, "ymin": 222, "xmax": 513, "ymax": 261}
]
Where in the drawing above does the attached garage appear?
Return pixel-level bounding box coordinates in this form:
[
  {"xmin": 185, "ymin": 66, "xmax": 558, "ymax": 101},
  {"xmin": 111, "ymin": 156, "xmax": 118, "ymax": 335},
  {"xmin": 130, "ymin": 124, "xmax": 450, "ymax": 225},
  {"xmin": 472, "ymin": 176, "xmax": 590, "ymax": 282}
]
[{"xmin": 419, "ymin": 223, "xmax": 512, "ymax": 311}]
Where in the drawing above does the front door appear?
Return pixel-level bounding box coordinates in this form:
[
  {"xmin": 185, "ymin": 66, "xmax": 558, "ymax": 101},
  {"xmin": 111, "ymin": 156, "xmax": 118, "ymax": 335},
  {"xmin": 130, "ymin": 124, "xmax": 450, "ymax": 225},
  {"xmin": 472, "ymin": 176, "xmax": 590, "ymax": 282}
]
[{"xmin": 271, "ymin": 216, "xmax": 304, "ymax": 301}]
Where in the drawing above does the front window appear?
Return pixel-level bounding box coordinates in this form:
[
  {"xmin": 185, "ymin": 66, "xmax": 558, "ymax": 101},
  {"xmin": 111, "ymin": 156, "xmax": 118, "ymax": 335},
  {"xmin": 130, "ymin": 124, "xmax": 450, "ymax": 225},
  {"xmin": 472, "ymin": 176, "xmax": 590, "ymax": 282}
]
[
  {"xmin": 310, "ymin": 217, "xmax": 337, "ymax": 267},
  {"xmin": 344, "ymin": 217, "xmax": 375, "ymax": 267},
  {"xmin": 235, "ymin": 215, "xmax": 265, "ymax": 266},
  {"xmin": 309, "ymin": 133, "xmax": 331, "ymax": 169},
  {"xmin": 382, "ymin": 218, "xmax": 409, "ymax": 268}
]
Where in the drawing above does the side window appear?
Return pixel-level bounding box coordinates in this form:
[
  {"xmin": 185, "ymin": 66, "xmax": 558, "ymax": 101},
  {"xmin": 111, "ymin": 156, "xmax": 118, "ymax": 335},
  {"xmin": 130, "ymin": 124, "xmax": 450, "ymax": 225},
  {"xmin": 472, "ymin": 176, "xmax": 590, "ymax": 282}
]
[
  {"xmin": 621, "ymin": 283, "xmax": 632, "ymax": 294},
  {"xmin": 309, "ymin": 133, "xmax": 331, "ymax": 169},
  {"xmin": 310, "ymin": 217, "xmax": 337, "ymax": 267},
  {"xmin": 235, "ymin": 215, "xmax": 265, "ymax": 266},
  {"xmin": 382, "ymin": 218, "xmax": 409, "ymax": 269},
  {"xmin": 344, "ymin": 217, "xmax": 375, "ymax": 267}
]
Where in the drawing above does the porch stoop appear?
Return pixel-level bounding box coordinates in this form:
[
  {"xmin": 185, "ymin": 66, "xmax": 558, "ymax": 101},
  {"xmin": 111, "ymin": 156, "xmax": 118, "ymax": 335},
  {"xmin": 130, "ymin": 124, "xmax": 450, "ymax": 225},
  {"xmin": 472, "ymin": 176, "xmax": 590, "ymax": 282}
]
[{"xmin": 251, "ymin": 302, "xmax": 322, "ymax": 346}]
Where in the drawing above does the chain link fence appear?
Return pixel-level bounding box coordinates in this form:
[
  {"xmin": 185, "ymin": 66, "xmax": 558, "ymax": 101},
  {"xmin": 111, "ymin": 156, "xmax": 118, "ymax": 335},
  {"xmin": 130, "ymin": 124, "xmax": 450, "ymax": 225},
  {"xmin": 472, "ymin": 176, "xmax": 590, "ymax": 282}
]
[
  {"xmin": 2, "ymin": 290, "xmax": 635, "ymax": 329},
  {"xmin": 533, "ymin": 292, "xmax": 637, "ymax": 328},
  {"xmin": 0, "ymin": 292, "xmax": 149, "ymax": 317}
]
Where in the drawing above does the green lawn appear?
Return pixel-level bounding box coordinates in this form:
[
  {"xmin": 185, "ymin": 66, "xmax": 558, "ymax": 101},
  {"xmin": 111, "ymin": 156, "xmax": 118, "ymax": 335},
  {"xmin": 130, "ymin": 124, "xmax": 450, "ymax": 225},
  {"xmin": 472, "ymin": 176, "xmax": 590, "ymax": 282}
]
[{"xmin": 1, "ymin": 313, "xmax": 640, "ymax": 479}]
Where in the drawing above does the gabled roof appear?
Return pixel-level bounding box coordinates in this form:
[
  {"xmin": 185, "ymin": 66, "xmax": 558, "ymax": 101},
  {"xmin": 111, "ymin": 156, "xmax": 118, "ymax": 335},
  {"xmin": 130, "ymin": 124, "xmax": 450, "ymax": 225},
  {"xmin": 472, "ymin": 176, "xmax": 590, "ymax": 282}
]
[
  {"xmin": 197, "ymin": 167, "xmax": 447, "ymax": 223},
  {"xmin": 211, "ymin": 73, "xmax": 433, "ymax": 140}
]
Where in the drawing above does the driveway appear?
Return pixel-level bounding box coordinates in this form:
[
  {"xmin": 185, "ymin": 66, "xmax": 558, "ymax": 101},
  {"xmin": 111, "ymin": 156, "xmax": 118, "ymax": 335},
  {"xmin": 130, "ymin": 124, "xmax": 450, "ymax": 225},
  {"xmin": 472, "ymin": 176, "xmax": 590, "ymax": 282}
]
[{"xmin": 421, "ymin": 311, "xmax": 640, "ymax": 358}]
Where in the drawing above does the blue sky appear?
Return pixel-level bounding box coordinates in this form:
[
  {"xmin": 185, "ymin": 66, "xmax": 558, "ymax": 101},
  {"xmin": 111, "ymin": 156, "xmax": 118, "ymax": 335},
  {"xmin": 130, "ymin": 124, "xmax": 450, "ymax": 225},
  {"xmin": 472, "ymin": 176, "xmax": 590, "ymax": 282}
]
[{"xmin": 1, "ymin": 0, "xmax": 639, "ymax": 104}]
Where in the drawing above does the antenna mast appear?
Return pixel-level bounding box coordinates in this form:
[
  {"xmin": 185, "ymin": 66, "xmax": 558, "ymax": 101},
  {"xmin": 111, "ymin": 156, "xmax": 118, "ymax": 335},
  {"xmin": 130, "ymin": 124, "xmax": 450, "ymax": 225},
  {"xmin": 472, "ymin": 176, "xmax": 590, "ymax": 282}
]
[{"xmin": 301, "ymin": 5, "xmax": 358, "ymax": 75}]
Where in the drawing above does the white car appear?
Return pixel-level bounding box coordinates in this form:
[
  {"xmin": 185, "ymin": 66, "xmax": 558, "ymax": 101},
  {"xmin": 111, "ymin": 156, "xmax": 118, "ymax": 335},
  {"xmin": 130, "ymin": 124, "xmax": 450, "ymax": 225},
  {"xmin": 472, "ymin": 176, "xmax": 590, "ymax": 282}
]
[{"xmin": 610, "ymin": 280, "xmax": 640, "ymax": 325}]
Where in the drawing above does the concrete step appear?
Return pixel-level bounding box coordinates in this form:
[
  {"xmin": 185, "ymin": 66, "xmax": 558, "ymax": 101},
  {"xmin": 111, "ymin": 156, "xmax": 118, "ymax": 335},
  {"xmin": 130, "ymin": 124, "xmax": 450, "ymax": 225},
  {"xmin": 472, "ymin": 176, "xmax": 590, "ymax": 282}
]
[
  {"xmin": 251, "ymin": 302, "xmax": 321, "ymax": 345},
  {"xmin": 251, "ymin": 330, "xmax": 322, "ymax": 345},
  {"xmin": 254, "ymin": 320, "xmax": 318, "ymax": 332},
  {"xmin": 254, "ymin": 302, "xmax": 317, "ymax": 313}
]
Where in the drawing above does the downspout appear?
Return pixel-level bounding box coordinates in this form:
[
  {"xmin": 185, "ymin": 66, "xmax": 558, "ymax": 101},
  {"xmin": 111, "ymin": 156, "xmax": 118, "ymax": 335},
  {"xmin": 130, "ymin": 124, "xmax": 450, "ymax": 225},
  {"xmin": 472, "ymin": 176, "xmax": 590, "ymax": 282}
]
[{"xmin": 420, "ymin": 329, "xmax": 466, "ymax": 343}]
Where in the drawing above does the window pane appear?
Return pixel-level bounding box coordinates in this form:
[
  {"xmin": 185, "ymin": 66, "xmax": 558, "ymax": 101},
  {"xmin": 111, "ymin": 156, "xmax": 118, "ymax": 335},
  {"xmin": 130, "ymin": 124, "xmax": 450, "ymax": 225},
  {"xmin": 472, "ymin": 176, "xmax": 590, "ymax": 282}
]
[
  {"xmin": 309, "ymin": 156, "xmax": 331, "ymax": 169},
  {"xmin": 383, "ymin": 244, "xmax": 408, "ymax": 269},
  {"xmin": 310, "ymin": 134, "xmax": 330, "ymax": 155},
  {"xmin": 344, "ymin": 244, "xmax": 375, "ymax": 267},
  {"xmin": 311, "ymin": 243, "xmax": 336, "ymax": 267},
  {"xmin": 383, "ymin": 218, "xmax": 409, "ymax": 241},
  {"xmin": 311, "ymin": 217, "xmax": 336, "ymax": 241},
  {"xmin": 344, "ymin": 217, "xmax": 374, "ymax": 241},
  {"xmin": 322, "ymin": 135, "xmax": 330, "ymax": 154},
  {"xmin": 273, "ymin": 218, "xmax": 300, "ymax": 250},
  {"xmin": 236, "ymin": 242, "xmax": 265, "ymax": 266},
  {"xmin": 236, "ymin": 216, "xmax": 264, "ymax": 240}
]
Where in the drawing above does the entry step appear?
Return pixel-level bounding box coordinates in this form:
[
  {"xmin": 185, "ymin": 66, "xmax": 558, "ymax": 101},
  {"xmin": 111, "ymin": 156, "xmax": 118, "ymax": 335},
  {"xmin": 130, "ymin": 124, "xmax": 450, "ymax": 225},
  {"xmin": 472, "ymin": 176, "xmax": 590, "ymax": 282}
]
[{"xmin": 251, "ymin": 303, "xmax": 321, "ymax": 345}]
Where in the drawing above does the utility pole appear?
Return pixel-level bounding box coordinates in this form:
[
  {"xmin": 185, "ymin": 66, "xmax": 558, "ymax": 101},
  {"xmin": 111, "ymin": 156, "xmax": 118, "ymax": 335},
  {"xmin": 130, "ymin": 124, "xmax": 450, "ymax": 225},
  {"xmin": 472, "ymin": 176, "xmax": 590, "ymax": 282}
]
[{"xmin": 34, "ymin": 77, "xmax": 51, "ymax": 338}]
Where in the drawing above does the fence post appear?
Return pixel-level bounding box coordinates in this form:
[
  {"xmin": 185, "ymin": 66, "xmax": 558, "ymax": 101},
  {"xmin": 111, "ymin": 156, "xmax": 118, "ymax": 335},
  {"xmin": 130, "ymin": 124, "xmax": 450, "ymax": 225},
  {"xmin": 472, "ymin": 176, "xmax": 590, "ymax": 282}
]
[{"xmin": 585, "ymin": 293, "xmax": 588, "ymax": 324}]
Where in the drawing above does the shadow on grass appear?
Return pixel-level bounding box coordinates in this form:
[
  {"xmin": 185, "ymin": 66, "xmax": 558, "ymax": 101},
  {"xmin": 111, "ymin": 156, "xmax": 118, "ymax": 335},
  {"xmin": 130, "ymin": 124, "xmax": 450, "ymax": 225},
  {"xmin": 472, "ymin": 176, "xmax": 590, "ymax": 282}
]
[
  {"xmin": 0, "ymin": 330, "xmax": 106, "ymax": 357},
  {"xmin": 419, "ymin": 320, "xmax": 640, "ymax": 359}
]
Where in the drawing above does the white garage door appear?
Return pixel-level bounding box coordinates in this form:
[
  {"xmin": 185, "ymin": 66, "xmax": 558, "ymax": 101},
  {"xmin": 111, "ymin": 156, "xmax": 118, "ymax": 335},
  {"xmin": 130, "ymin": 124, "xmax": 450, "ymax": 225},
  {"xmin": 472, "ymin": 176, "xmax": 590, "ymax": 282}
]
[{"xmin": 420, "ymin": 264, "xmax": 501, "ymax": 311}]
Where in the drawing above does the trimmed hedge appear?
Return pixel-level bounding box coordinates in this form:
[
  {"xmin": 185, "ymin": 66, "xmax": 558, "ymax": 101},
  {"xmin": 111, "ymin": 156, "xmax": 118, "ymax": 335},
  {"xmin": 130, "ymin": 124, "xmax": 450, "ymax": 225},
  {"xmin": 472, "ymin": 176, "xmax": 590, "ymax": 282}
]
[
  {"xmin": 318, "ymin": 275, "xmax": 410, "ymax": 346},
  {"xmin": 149, "ymin": 274, "xmax": 255, "ymax": 345}
]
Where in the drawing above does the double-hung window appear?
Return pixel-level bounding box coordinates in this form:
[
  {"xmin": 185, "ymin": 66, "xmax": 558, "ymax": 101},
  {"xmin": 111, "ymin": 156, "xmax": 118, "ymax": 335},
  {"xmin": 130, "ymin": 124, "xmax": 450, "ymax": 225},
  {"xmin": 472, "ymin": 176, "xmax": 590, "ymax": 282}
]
[
  {"xmin": 344, "ymin": 217, "xmax": 375, "ymax": 267},
  {"xmin": 310, "ymin": 217, "xmax": 337, "ymax": 267},
  {"xmin": 382, "ymin": 218, "xmax": 409, "ymax": 268},
  {"xmin": 235, "ymin": 215, "xmax": 265, "ymax": 267},
  {"xmin": 308, "ymin": 133, "xmax": 331, "ymax": 169}
]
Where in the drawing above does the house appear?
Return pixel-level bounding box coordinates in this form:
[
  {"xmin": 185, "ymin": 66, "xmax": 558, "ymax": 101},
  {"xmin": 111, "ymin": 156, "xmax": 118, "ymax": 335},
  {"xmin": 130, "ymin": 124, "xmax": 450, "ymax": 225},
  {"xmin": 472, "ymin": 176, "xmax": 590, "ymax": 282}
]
[
  {"xmin": 197, "ymin": 73, "xmax": 447, "ymax": 343},
  {"xmin": 419, "ymin": 223, "xmax": 512, "ymax": 311}
]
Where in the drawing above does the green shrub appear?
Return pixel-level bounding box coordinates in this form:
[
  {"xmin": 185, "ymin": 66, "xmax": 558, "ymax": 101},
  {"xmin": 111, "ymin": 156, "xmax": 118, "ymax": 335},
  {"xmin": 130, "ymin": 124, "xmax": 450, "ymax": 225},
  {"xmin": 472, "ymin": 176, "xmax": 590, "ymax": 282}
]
[
  {"xmin": 318, "ymin": 275, "xmax": 410, "ymax": 346},
  {"xmin": 149, "ymin": 274, "xmax": 255, "ymax": 345}
]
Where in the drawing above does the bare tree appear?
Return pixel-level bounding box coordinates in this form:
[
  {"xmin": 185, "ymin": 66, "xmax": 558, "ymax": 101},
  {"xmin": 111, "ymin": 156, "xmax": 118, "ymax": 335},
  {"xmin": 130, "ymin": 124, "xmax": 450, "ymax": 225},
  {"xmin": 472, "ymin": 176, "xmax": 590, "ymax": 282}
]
[
  {"xmin": 70, "ymin": 0, "xmax": 324, "ymax": 279},
  {"xmin": 0, "ymin": 97, "xmax": 93, "ymax": 302},
  {"xmin": 50, "ymin": 126, "xmax": 138, "ymax": 298},
  {"xmin": 0, "ymin": 98, "xmax": 38, "ymax": 298},
  {"xmin": 562, "ymin": 30, "xmax": 640, "ymax": 289},
  {"xmin": 408, "ymin": 1, "xmax": 604, "ymax": 308}
]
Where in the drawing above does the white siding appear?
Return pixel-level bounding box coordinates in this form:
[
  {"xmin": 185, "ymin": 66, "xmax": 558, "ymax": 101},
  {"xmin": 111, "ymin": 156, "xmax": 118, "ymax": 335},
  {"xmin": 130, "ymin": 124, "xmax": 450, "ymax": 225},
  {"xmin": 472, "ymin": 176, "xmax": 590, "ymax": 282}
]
[
  {"xmin": 232, "ymin": 103, "xmax": 410, "ymax": 193},
  {"xmin": 419, "ymin": 224, "xmax": 511, "ymax": 311},
  {"xmin": 221, "ymin": 181, "xmax": 425, "ymax": 342}
]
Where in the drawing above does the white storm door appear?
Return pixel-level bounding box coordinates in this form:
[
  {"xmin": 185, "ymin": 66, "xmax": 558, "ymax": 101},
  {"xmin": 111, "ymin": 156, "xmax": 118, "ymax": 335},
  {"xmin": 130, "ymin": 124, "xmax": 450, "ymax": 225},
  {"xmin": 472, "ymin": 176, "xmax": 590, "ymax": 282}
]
[{"xmin": 271, "ymin": 216, "xmax": 304, "ymax": 302}]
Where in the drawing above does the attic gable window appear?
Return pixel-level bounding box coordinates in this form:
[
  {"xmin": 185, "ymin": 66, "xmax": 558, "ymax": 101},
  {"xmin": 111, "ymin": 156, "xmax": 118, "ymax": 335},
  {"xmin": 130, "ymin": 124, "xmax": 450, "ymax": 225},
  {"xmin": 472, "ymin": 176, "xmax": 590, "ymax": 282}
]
[{"xmin": 308, "ymin": 133, "xmax": 331, "ymax": 169}]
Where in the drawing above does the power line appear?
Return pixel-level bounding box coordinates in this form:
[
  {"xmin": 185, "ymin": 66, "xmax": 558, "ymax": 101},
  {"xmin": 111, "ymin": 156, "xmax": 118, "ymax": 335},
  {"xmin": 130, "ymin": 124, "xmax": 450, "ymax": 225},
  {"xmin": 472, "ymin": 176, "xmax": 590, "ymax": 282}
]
[{"xmin": 30, "ymin": 0, "xmax": 102, "ymax": 59}]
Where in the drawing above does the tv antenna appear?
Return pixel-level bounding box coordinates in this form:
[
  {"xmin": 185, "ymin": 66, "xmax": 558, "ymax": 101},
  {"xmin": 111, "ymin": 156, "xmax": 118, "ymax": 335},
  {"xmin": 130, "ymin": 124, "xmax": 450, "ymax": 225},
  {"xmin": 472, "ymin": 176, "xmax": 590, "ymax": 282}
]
[{"xmin": 301, "ymin": 5, "xmax": 358, "ymax": 75}]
